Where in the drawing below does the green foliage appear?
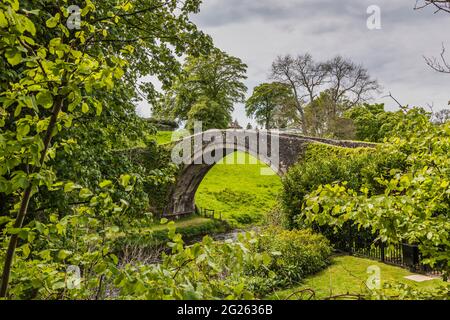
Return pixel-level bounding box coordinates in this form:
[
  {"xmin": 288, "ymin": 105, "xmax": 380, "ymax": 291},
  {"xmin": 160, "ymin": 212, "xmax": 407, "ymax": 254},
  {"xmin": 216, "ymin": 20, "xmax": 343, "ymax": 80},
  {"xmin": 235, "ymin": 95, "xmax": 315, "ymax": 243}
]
[
  {"xmin": 303, "ymin": 90, "xmax": 355, "ymax": 139},
  {"xmin": 245, "ymin": 82, "xmax": 293, "ymax": 129},
  {"xmin": 120, "ymin": 217, "xmax": 231, "ymax": 248},
  {"xmin": 1, "ymin": 177, "xmax": 136, "ymax": 299},
  {"xmin": 157, "ymin": 49, "xmax": 247, "ymax": 126},
  {"xmin": 302, "ymin": 108, "xmax": 450, "ymax": 277},
  {"xmin": 345, "ymin": 103, "xmax": 404, "ymax": 142},
  {"xmin": 0, "ymin": 0, "xmax": 214, "ymax": 298},
  {"xmin": 121, "ymin": 145, "xmax": 180, "ymax": 217},
  {"xmin": 186, "ymin": 97, "xmax": 231, "ymax": 130},
  {"xmin": 281, "ymin": 143, "xmax": 378, "ymax": 228},
  {"xmin": 246, "ymin": 228, "xmax": 331, "ymax": 297}
]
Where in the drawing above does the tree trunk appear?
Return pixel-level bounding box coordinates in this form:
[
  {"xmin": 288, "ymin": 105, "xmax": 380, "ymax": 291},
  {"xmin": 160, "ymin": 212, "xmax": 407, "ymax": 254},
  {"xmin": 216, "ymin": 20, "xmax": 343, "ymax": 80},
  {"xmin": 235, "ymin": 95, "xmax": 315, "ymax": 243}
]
[{"xmin": 0, "ymin": 96, "xmax": 64, "ymax": 298}]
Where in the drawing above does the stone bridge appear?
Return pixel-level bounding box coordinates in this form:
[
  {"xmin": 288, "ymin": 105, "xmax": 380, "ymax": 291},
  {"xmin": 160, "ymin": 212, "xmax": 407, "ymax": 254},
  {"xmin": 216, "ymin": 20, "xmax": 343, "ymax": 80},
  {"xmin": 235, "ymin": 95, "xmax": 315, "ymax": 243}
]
[{"xmin": 165, "ymin": 130, "xmax": 374, "ymax": 216}]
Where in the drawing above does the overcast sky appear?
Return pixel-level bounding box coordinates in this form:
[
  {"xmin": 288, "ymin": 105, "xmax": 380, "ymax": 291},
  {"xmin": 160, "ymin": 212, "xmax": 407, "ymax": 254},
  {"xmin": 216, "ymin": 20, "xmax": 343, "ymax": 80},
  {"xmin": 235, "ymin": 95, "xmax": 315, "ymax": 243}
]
[{"xmin": 137, "ymin": 0, "xmax": 450, "ymax": 127}]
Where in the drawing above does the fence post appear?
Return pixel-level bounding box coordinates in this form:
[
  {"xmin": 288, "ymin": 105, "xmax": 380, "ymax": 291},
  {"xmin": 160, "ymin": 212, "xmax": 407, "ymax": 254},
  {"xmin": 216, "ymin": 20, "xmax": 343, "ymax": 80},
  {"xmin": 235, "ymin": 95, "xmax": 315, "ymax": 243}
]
[{"xmin": 380, "ymin": 242, "xmax": 385, "ymax": 263}]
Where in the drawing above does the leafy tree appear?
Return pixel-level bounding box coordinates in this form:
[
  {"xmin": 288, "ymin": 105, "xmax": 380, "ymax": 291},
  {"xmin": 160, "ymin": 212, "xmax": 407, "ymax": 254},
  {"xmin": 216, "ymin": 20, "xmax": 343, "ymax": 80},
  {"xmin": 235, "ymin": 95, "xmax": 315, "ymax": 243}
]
[
  {"xmin": 345, "ymin": 103, "xmax": 404, "ymax": 142},
  {"xmin": 245, "ymin": 82, "xmax": 293, "ymax": 129},
  {"xmin": 159, "ymin": 49, "xmax": 247, "ymax": 125},
  {"xmin": 0, "ymin": 0, "xmax": 213, "ymax": 297},
  {"xmin": 186, "ymin": 97, "xmax": 231, "ymax": 130}
]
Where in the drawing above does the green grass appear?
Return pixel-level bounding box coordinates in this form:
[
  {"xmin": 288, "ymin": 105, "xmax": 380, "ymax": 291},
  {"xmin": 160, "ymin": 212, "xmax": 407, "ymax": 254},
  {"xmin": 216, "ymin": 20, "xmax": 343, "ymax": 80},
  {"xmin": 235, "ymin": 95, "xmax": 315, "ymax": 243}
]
[
  {"xmin": 117, "ymin": 216, "xmax": 230, "ymax": 249},
  {"xmin": 148, "ymin": 131, "xmax": 175, "ymax": 145},
  {"xmin": 267, "ymin": 255, "xmax": 446, "ymax": 300},
  {"xmin": 147, "ymin": 216, "xmax": 219, "ymax": 232},
  {"xmin": 195, "ymin": 151, "xmax": 282, "ymax": 226}
]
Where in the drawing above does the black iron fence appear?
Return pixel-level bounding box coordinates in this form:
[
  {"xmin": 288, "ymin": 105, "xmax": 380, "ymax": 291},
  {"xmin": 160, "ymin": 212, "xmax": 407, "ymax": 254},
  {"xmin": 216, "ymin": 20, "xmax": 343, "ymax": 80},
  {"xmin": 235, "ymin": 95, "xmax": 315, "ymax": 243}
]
[{"xmin": 339, "ymin": 240, "xmax": 441, "ymax": 275}]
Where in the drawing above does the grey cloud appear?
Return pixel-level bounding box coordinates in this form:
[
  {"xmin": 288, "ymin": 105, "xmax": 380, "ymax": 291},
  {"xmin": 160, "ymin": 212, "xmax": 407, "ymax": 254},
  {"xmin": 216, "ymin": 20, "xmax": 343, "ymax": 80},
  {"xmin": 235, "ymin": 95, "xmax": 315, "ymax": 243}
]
[
  {"xmin": 194, "ymin": 0, "xmax": 448, "ymax": 28},
  {"xmin": 138, "ymin": 0, "xmax": 449, "ymax": 125}
]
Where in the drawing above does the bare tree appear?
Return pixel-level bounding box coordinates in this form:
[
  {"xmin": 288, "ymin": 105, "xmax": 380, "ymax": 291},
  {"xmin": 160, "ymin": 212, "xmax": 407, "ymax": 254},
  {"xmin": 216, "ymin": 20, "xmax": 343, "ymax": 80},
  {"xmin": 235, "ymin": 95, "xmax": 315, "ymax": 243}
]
[
  {"xmin": 433, "ymin": 108, "xmax": 450, "ymax": 124},
  {"xmin": 323, "ymin": 56, "xmax": 380, "ymax": 117},
  {"xmin": 414, "ymin": 1, "xmax": 450, "ymax": 74},
  {"xmin": 271, "ymin": 54, "xmax": 379, "ymax": 134},
  {"xmin": 271, "ymin": 54, "xmax": 327, "ymax": 133},
  {"xmin": 293, "ymin": 54, "xmax": 328, "ymax": 103},
  {"xmin": 414, "ymin": 0, "xmax": 450, "ymax": 13},
  {"xmin": 271, "ymin": 55, "xmax": 306, "ymax": 133},
  {"xmin": 424, "ymin": 44, "xmax": 450, "ymax": 74}
]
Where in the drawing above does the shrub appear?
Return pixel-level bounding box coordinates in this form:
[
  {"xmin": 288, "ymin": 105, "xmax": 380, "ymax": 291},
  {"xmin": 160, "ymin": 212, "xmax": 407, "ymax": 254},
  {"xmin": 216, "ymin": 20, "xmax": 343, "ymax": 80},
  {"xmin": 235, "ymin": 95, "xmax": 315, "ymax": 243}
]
[
  {"xmin": 245, "ymin": 227, "xmax": 332, "ymax": 296},
  {"xmin": 230, "ymin": 212, "xmax": 261, "ymax": 225},
  {"xmin": 281, "ymin": 143, "xmax": 372, "ymax": 227},
  {"xmin": 262, "ymin": 205, "xmax": 287, "ymax": 227},
  {"xmin": 281, "ymin": 143, "xmax": 406, "ymax": 227}
]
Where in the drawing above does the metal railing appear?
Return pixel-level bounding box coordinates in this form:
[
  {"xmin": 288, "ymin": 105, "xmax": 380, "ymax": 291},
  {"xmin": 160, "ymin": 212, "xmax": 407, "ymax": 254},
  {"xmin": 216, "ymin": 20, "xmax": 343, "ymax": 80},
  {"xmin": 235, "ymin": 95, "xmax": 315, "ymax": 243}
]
[{"xmin": 198, "ymin": 207, "xmax": 222, "ymax": 220}]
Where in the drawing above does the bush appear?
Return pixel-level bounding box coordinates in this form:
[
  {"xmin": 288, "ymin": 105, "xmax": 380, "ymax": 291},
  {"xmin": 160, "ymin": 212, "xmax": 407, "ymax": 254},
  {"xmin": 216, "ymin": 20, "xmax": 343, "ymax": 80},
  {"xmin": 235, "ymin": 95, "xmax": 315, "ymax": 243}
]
[
  {"xmin": 280, "ymin": 143, "xmax": 408, "ymax": 251},
  {"xmin": 281, "ymin": 144, "xmax": 371, "ymax": 227},
  {"xmin": 262, "ymin": 205, "xmax": 287, "ymax": 227},
  {"xmin": 245, "ymin": 227, "xmax": 332, "ymax": 296},
  {"xmin": 230, "ymin": 212, "xmax": 261, "ymax": 225},
  {"xmin": 281, "ymin": 143, "xmax": 406, "ymax": 228}
]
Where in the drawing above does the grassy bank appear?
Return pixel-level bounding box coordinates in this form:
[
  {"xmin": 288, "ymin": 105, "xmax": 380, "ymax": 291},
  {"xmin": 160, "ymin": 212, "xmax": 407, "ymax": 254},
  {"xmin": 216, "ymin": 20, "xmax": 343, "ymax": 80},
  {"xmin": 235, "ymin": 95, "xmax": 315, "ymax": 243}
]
[
  {"xmin": 195, "ymin": 151, "xmax": 282, "ymax": 226},
  {"xmin": 150, "ymin": 131, "xmax": 175, "ymax": 145},
  {"xmin": 117, "ymin": 216, "xmax": 231, "ymax": 249},
  {"xmin": 267, "ymin": 255, "xmax": 445, "ymax": 300}
]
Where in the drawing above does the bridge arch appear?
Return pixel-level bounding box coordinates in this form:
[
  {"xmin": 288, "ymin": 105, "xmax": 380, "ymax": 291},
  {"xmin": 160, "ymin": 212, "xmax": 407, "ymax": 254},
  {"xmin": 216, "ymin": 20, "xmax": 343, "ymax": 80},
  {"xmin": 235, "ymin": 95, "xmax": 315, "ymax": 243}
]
[{"xmin": 165, "ymin": 130, "xmax": 374, "ymax": 216}]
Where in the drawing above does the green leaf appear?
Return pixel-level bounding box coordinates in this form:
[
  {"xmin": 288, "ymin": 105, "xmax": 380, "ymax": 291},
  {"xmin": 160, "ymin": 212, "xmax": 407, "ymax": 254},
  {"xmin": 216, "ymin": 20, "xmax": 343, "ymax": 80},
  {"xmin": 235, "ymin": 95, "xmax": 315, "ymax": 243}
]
[
  {"xmin": 57, "ymin": 249, "xmax": 72, "ymax": 260},
  {"xmin": 36, "ymin": 91, "xmax": 53, "ymax": 109},
  {"xmin": 22, "ymin": 16, "xmax": 36, "ymax": 35},
  {"xmin": 5, "ymin": 50, "xmax": 21, "ymax": 66},
  {"xmin": 46, "ymin": 13, "xmax": 60, "ymax": 28},
  {"xmin": 79, "ymin": 188, "xmax": 93, "ymax": 199},
  {"xmin": 0, "ymin": 216, "xmax": 11, "ymax": 225},
  {"xmin": 17, "ymin": 124, "xmax": 30, "ymax": 137},
  {"xmin": 64, "ymin": 182, "xmax": 75, "ymax": 192},
  {"xmin": 0, "ymin": 11, "xmax": 8, "ymax": 28},
  {"xmin": 99, "ymin": 180, "xmax": 112, "ymax": 188},
  {"xmin": 81, "ymin": 102, "xmax": 89, "ymax": 113},
  {"xmin": 21, "ymin": 244, "xmax": 31, "ymax": 258},
  {"xmin": 10, "ymin": 0, "xmax": 19, "ymax": 11},
  {"xmin": 119, "ymin": 174, "xmax": 131, "ymax": 187},
  {"xmin": 52, "ymin": 282, "xmax": 66, "ymax": 290},
  {"xmin": 94, "ymin": 101, "xmax": 103, "ymax": 116}
]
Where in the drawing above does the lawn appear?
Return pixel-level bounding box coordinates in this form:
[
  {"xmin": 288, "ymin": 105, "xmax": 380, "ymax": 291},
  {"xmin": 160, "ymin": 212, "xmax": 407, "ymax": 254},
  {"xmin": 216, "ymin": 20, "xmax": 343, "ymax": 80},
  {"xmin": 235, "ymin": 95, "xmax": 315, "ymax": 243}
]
[
  {"xmin": 149, "ymin": 131, "xmax": 175, "ymax": 145},
  {"xmin": 267, "ymin": 255, "xmax": 446, "ymax": 300},
  {"xmin": 195, "ymin": 151, "xmax": 283, "ymax": 226}
]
